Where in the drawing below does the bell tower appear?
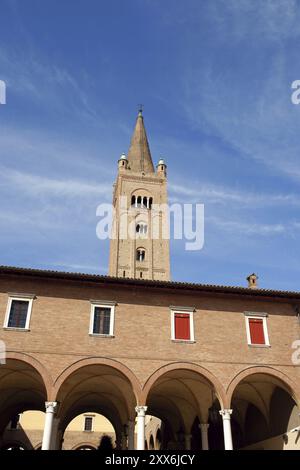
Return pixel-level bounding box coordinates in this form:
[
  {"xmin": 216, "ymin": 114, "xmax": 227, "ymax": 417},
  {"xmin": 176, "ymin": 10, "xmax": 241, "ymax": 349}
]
[{"xmin": 109, "ymin": 110, "xmax": 170, "ymax": 281}]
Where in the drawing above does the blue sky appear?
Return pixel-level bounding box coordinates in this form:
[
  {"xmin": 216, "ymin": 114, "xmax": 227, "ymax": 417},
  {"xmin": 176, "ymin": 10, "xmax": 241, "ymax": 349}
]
[{"xmin": 1, "ymin": 0, "xmax": 300, "ymax": 290}]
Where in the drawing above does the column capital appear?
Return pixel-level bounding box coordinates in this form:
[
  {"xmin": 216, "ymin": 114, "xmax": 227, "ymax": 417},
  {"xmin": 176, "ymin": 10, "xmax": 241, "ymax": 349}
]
[
  {"xmin": 219, "ymin": 409, "xmax": 233, "ymax": 419},
  {"xmin": 45, "ymin": 401, "xmax": 58, "ymax": 413},
  {"xmin": 199, "ymin": 423, "xmax": 210, "ymax": 431},
  {"xmin": 135, "ymin": 405, "xmax": 148, "ymax": 416}
]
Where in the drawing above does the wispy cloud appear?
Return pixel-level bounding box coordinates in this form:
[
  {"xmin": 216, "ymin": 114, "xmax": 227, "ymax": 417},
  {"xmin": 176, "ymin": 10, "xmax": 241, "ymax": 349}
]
[
  {"xmin": 208, "ymin": 216, "xmax": 287, "ymax": 236},
  {"xmin": 0, "ymin": 43, "xmax": 100, "ymax": 125},
  {"xmin": 0, "ymin": 166, "xmax": 111, "ymax": 199},
  {"xmin": 169, "ymin": 182, "xmax": 300, "ymax": 207}
]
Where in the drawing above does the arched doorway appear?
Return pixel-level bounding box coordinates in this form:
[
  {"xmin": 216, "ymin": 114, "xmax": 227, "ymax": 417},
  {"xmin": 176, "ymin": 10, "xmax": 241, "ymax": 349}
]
[
  {"xmin": 144, "ymin": 366, "xmax": 225, "ymax": 450},
  {"xmin": 230, "ymin": 372, "xmax": 300, "ymax": 449},
  {"xmin": 0, "ymin": 358, "xmax": 48, "ymax": 450},
  {"xmin": 55, "ymin": 362, "xmax": 138, "ymax": 450}
]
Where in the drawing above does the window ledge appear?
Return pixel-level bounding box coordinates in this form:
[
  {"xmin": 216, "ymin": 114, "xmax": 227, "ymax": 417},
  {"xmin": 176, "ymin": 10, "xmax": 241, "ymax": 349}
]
[
  {"xmin": 83, "ymin": 430, "xmax": 93, "ymax": 433},
  {"xmin": 3, "ymin": 327, "xmax": 30, "ymax": 332},
  {"xmin": 89, "ymin": 334, "xmax": 115, "ymax": 338},
  {"xmin": 248, "ymin": 343, "xmax": 271, "ymax": 348},
  {"xmin": 171, "ymin": 339, "xmax": 196, "ymax": 344}
]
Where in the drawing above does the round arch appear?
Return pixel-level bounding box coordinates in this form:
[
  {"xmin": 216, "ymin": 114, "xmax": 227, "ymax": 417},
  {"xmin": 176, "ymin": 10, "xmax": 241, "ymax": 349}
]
[
  {"xmin": 52, "ymin": 357, "xmax": 142, "ymax": 404},
  {"xmin": 141, "ymin": 362, "xmax": 226, "ymax": 407},
  {"xmin": 5, "ymin": 352, "xmax": 53, "ymax": 400},
  {"xmin": 72, "ymin": 443, "xmax": 97, "ymax": 450},
  {"xmin": 0, "ymin": 356, "xmax": 50, "ymax": 438},
  {"xmin": 227, "ymin": 366, "xmax": 300, "ymax": 407}
]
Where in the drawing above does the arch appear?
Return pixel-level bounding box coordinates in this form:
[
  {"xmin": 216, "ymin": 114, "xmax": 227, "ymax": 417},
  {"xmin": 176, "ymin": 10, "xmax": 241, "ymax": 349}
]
[
  {"xmin": 136, "ymin": 248, "xmax": 146, "ymax": 262},
  {"xmin": 5, "ymin": 352, "xmax": 53, "ymax": 400},
  {"xmin": 227, "ymin": 366, "xmax": 300, "ymax": 408},
  {"xmin": 141, "ymin": 362, "xmax": 226, "ymax": 407},
  {"xmin": 72, "ymin": 443, "xmax": 96, "ymax": 450},
  {"xmin": 52, "ymin": 357, "xmax": 142, "ymax": 405}
]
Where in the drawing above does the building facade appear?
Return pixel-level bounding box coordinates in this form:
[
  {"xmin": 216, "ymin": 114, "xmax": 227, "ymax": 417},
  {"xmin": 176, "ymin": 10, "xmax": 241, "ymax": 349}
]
[{"xmin": 0, "ymin": 112, "xmax": 299, "ymax": 451}]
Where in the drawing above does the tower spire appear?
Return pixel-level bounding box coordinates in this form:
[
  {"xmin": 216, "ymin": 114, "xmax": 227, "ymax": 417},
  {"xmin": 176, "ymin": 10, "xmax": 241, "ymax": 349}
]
[{"xmin": 127, "ymin": 109, "xmax": 155, "ymax": 174}]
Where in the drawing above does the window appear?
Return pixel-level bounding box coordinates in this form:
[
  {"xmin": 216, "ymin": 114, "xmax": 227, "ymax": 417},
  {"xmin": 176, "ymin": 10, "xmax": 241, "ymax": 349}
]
[
  {"xmin": 170, "ymin": 307, "xmax": 195, "ymax": 342},
  {"xmin": 84, "ymin": 416, "xmax": 94, "ymax": 432},
  {"xmin": 136, "ymin": 223, "xmax": 147, "ymax": 235},
  {"xmin": 136, "ymin": 248, "xmax": 145, "ymax": 262},
  {"xmin": 131, "ymin": 195, "xmax": 153, "ymax": 210},
  {"xmin": 244, "ymin": 312, "xmax": 270, "ymax": 346},
  {"xmin": 89, "ymin": 301, "xmax": 115, "ymax": 336},
  {"xmin": 4, "ymin": 294, "xmax": 35, "ymax": 330}
]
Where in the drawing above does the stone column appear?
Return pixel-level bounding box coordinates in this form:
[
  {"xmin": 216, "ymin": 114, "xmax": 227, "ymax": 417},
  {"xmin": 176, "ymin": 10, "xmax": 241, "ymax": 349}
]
[
  {"xmin": 128, "ymin": 419, "xmax": 135, "ymax": 450},
  {"xmin": 199, "ymin": 423, "xmax": 209, "ymax": 450},
  {"xmin": 42, "ymin": 402, "xmax": 58, "ymax": 450},
  {"xmin": 219, "ymin": 409, "xmax": 233, "ymax": 450},
  {"xmin": 50, "ymin": 417, "xmax": 60, "ymax": 450},
  {"xmin": 184, "ymin": 433, "xmax": 192, "ymax": 450},
  {"xmin": 135, "ymin": 406, "xmax": 147, "ymax": 450}
]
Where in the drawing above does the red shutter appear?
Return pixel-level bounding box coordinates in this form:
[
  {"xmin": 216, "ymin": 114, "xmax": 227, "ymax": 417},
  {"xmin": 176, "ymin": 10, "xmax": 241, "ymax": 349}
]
[
  {"xmin": 174, "ymin": 313, "xmax": 190, "ymax": 340},
  {"xmin": 249, "ymin": 318, "xmax": 265, "ymax": 345}
]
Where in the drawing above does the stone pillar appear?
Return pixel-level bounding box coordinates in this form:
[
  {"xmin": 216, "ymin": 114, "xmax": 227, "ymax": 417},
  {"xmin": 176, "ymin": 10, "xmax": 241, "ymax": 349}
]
[
  {"xmin": 184, "ymin": 433, "xmax": 192, "ymax": 450},
  {"xmin": 199, "ymin": 423, "xmax": 209, "ymax": 450},
  {"xmin": 128, "ymin": 420, "xmax": 135, "ymax": 450},
  {"xmin": 219, "ymin": 409, "xmax": 233, "ymax": 450},
  {"xmin": 42, "ymin": 402, "xmax": 58, "ymax": 450},
  {"xmin": 135, "ymin": 406, "xmax": 147, "ymax": 450}
]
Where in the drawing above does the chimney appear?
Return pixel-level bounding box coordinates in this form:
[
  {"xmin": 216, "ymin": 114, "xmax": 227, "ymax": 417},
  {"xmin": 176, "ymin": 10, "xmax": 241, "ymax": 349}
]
[{"xmin": 247, "ymin": 273, "xmax": 258, "ymax": 289}]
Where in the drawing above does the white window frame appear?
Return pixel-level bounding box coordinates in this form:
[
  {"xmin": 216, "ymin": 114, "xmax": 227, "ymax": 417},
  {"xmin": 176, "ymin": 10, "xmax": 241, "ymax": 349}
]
[
  {"xmin": 89, "ymin": 300, "xmax": 116, "ymax": 337},
  {"xmin": 3, "ymin": 293, "xmax": 35, "ymax": 330},
  {"xmin": 83, "ymin": 415, "xmax": 94, "ymax": 432},
  {"xmin": 244, "ymin": 311, "xmax": 270, "ymax": 347},
  {"xmin": 170, "ymin": 306, "xmax": 195, "ymax": 342}
]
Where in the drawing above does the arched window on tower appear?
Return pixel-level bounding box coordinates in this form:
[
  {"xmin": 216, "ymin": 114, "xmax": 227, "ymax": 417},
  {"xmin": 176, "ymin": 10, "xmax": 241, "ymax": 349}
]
[
  {"xmin": 143, "ymin": 196, "xmax": 147, "ymax": 208},
  {"xmin": 137, "ymin": 196, "xmax": 142, "ymax": 208},
  {"xmin": 131, "ymin": 195, "xmax": 136, "ymax": 207},
  {"xmin": 136, "ymin": 248, "xmax": 145, "ymax": 262},
  {"xmin": 149, "ymin": 197, "xmax": 153, "ymax": 209},
  {"xmin": 136, "ymin": 223, "xmax": 147, "ymax": 236}
]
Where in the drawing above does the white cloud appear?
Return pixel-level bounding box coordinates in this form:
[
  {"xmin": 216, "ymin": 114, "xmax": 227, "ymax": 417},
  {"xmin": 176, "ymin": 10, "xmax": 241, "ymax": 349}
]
[
  {"xmin": 0, "ymin": 166, "xmax": 110, "ymax": 198},
  {"xmin": 169, "ymin": 182, "xmax": 300, "ymax": 207},
  {"xmin": 208, "ymin": 216, "xmax": 286, "ymax": 236}
]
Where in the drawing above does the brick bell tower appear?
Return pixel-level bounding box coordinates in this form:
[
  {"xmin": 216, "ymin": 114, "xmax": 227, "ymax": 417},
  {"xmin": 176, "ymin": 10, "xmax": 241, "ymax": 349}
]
[{"xmin": 109, "ymin": 109, "xmax": 170, "ymax": 280}]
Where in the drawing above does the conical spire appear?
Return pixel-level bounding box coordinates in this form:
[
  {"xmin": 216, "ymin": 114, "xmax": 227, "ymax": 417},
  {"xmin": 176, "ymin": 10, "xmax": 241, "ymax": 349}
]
[{"xmin": 127, "ymin": 109, "xmax": 155, "ymax": 173}]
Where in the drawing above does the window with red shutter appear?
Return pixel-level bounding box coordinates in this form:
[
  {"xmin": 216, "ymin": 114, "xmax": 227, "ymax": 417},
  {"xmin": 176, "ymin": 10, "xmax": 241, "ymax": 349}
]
[
  {"xmin": 174, "ymin": 313, "xmax": 190, "ymax": 340},
  {"xmin": 249, "ymin": 318, "xmax": 265, "ymax": 345}
]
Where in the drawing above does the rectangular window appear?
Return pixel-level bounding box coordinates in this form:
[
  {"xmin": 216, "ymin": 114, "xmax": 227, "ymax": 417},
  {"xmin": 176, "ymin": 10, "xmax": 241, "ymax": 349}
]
[
  {"xmin": 170, "ymin": 307, "xmax": 195, "ymax": 342},
  {"xmin": 93, "ymin": 307, "xmax": 111, "ymax": 335},
  {"xmin": 174, "ymin": 313, "xmax": 190, "ymax": 340},
  {"xmin": 84, "ymin": 416, "xmax": 93, "ymax": 432},
  {"xmin": 4, "ymin": 294, "xmax": 35, "ymax": 330},
  {"xmin": 244, "ymin": 312, "xmax": 270, "ymax": 347},
  {"xmin": 89, "ymin": 301, "xmax": 115, "ymax": 337},
  {"xmin": 249, "ymin": 318, "xmax": 265, "ymax": 345},
  {"xmin": 8, "ymin": 300, "xmax": 29, "ymax": 328}
]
